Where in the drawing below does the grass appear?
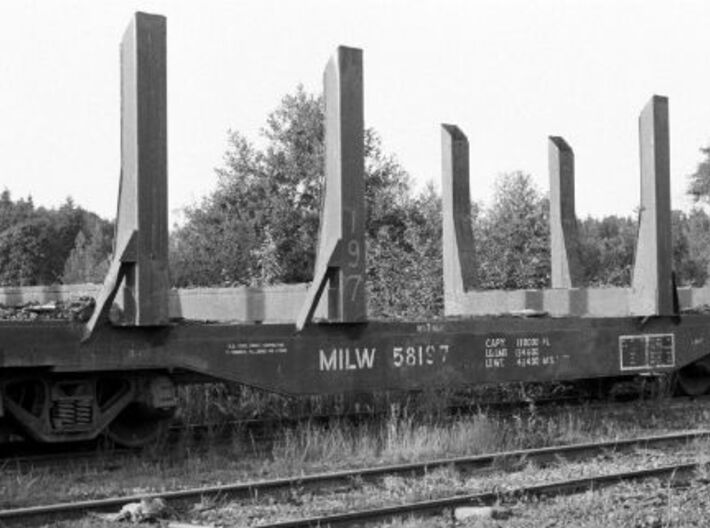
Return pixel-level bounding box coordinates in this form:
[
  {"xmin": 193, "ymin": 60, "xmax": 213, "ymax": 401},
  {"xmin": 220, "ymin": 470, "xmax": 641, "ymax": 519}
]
[
  {"xmin": 449, "ymin": 478, "xmax": 710, "ymax": 528},
  {"xmin": 266, "ymin": 398, "xmax": 710, "ymax": 472},
  {"xmin": 271, "ymin": 411, "xmax": 504, "ymax": 471},
  {"xmin": 372, "ymin": 476, "xmax": 710, "ymax": 527},
  {"xmin": 174, "ymin": 381, "xmax": 589, "ymax": 424},
  {"xmin": 187, "ymin": 439, "xmax": 710, "ymax": 527},
  {"xmin": 54, "ymin": 474, "xmax": 710, "ymax": 528},
  {"xmin": 2, "ymin": 395, "xmax": 710, "ymax": 525}
]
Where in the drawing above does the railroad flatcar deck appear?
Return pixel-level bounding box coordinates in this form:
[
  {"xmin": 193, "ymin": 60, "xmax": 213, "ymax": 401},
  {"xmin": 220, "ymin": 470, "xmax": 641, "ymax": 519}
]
[{"xmin": 0, "ymin": 315, "xmax": 700, "ymax": 391}]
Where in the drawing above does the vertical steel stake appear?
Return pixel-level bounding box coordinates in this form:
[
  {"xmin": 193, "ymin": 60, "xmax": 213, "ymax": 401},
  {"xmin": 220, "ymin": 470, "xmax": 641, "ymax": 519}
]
[
  {"xmin": 548, "ymin": 136, "xmax": 582, "ymax": 288},
  {"xmin": 631, "ymin": 95, "xmax": 674, "ymax": 316},
  {"xmin": 297, "ymin": 46, "xmax": 366, "ymax": 329},
  {"xmin": 84, "ymin": 12, "xmax": 168, "ymax": 338},
  {"xmin": 441, "ymin": 124, "xmax": 477, "ymax": 316}
]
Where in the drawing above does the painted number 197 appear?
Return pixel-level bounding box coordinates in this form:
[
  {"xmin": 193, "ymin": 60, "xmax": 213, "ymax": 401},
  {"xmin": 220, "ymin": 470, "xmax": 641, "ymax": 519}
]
[{"xmin": 392, "ymin": 344, "xmax": 449, "ymax": 368}]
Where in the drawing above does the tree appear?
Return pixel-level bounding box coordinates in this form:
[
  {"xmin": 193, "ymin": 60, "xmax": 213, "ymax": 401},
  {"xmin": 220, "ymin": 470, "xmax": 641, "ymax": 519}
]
[
  {"xmin": 171, "ymin": 87, "xmax": 324, "ymax": 287},
  {"xmin": 0, "ymin": 189, "xmax": 34, "ymax": 233},
  {"xmin": 49, "ymin": 198, "xmax": 86, "ymax": 279},
  {"xmin": 367, "ymin": 183, "xmax": 443, "ymax": 318},
  {"xmin": 0, "ymin": 191, "xmax": 112, "ymax": 286},
  {"xmin": 688, "ymin": 146, "xmax": 710, "ymax": 204},
  {"xmin": 672, "ymin": 208, "xmax": 710, "ymax": 287},
  {"xmin": 0, "ymin": 195, "xmax": 80, "ymax": 285},
  {"xmin": 0, "ymin": 217, "xmax": 56, "ymax": 286},
  {"xmin": 171, "ymin": 86, "xmax": 414, "ymax": 295},
  {"xmin": 475, "ymin": 172, "xmax": 550, "ymax": 289},
  {"xmin": 683, "ymin": 144, "xmax": 710, "ymax": 286},
  {"xmin": 62, "ymin": 213, "xmax": 113, "ymax": 283},
  {"xmin": 577, "ymin": 215, "xmax": 636, "ymax": 286}
]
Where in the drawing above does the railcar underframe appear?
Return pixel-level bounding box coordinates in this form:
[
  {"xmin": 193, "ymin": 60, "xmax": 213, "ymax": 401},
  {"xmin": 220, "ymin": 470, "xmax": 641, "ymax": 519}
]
[
  {"xmin": 2, "ymin": 12, "xmax": 710, "ymax": 446},
  {"xmin": 1, "ymin": 314, "xmax": 705, "ymax": 444}
]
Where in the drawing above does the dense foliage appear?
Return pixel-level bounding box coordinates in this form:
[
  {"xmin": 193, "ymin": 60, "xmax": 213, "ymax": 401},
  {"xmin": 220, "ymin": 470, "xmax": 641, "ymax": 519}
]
[
  {"xmin": 169, "ymin": 86, "xmax": 710, "ymax": 318},
  {"xmin": 474, "ymin": 172, "xmax": 550, "ymax": 290},
  {"xmin": 169, "ymin": 86, "xmax": 443, "ymax": 318},
  {"xmin": 0, "ymin": 191, "xmax": 112, "ymax": 286},
  {"xmin": 688, "ymin": 146, "xmax": 710, "ymax": 204},
  {"xmin": 3, "ymin": 87, "xmax": 710, "ymax": 317}
]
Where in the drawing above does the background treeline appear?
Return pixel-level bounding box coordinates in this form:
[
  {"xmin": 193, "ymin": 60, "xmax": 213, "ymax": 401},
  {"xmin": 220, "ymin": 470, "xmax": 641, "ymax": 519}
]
[
  {"xmin": 0, "ymin": 191, "xmax": 112, "ymax": 286},
  {"xmin": 4, "ymin": 86, "xmax": 710, "ymax": 320}
]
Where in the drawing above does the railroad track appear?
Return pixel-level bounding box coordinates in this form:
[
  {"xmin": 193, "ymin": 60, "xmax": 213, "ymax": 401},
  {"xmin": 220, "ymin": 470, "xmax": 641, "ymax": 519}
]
[
  {"xmin": 1, "ymin": 429, "xmax": 708, "ymax": 526},
  {"xmin": 256, "ymin": 462, "xmax": 701, "ymax": 528}
]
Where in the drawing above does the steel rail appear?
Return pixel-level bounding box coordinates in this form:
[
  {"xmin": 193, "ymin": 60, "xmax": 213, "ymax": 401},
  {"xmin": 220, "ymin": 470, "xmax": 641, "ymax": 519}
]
[
  {"xmin": 260, "ymin": 462, "xmax": 701, "ymax": 528},
  {"xmin": 1, "ymin": 429, "xmax": 708, "ymax": 525}
]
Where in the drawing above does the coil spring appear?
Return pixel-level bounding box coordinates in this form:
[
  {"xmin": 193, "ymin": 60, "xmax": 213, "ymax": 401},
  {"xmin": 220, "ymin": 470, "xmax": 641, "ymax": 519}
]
[{"xmin": 50, "ymin": 399, "xmax": 93, "ymax": 429}]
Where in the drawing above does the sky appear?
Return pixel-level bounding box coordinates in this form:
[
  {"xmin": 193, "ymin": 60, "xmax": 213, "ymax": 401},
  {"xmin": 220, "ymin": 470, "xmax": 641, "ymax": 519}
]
[{"xmin": 1, "ymin": 0, "xmax": 710, "ymax": 225}]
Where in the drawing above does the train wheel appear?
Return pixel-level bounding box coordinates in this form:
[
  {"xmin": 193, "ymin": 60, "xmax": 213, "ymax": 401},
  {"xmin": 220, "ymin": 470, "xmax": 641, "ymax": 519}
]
[
  {"xmin": 106, "ymin": 402, "xmax": 173, "ymax": 448},
  {"xmin": 677, "ymin": 356, "xmax": 710, "ymax": 396}
]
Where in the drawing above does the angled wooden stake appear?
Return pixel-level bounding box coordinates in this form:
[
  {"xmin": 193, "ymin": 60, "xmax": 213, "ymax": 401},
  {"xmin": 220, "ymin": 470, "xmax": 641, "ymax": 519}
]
[
  {"xmin": 630, "ymin": 95, "xmax": 674, "ymax": 316},
  {"xmin": 548, "ymin": 136, "xmax": 583, "ymax": 288},
  {"xmin": 441, "ymin": 124, "xmax": 477, "ymax": 310},
  {"xmin": 297, "ymin": 46, "xmax": 366, "ymax": 330}
]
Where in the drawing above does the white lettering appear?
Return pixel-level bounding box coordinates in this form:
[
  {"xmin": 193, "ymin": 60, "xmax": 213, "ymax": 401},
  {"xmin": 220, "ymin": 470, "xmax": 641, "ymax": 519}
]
[
  {"xmin": 392, "ymin": 344, "xmax": 450, "ymax": 367},
  {"xmin": 356, "ymin": 348, "xmax": 376, "ymax": 369},
  {"xmin": 320, "ymin": 347, "xmax": 376, "ymax": 371},
  {"xmin": 319, "ymin": 349, "xmax": 337, "ymax": 371},
  {"xmin": 425, "ymin": 345, "xmax": 435, "ymax": 365},
  {"xmin": 486, "ymin": 357, "xmax": 505, "ymax": 368},
  {"xmin": 440, "ymin": 344, "xmax": 449, "ymax": 363},
  {"xmin": 393, "ymin": 346, "xmax": 404, "ymax": 367},
  {"xmin": 346, "ymin": 348, "xmax": 358, "ymax": 370},
  {"xmin": 485, "ymin": 348, "xmax": 508, "ymax": 358}
]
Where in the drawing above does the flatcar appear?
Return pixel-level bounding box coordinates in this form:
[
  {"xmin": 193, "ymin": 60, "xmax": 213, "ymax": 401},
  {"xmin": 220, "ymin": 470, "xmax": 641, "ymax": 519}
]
[{"xmin": 1, "ymin": 12, "xmax": 708, "ymax": 447}]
